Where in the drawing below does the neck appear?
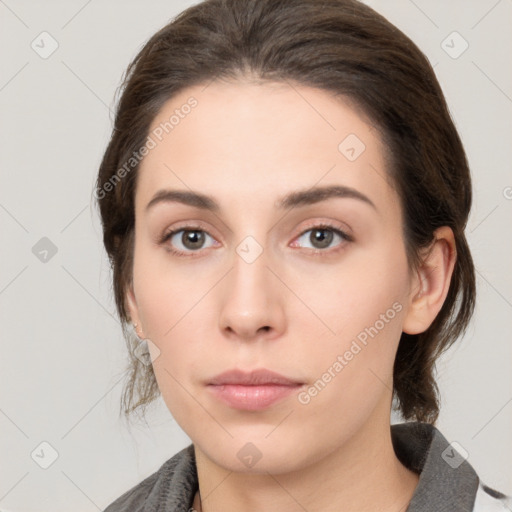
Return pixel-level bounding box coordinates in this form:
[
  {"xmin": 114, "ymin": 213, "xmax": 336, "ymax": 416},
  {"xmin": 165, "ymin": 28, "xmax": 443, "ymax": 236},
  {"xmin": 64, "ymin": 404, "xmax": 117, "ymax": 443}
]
[{"xmin": 192, "ymin": 416, "xmax": 419, "ymax": 512}]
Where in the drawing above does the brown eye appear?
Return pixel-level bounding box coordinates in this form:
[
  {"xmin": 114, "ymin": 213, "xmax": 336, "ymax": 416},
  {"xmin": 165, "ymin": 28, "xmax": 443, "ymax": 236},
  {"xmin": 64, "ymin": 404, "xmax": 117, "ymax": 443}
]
[
  {"xmin": 160, "ymin": 227, "xmax": 217, "ymax": 256},
  {"xmin": 294, "ymin": 225, "xmax": 351, "ymax": 252},
  {"xmin": 309, "ymin": 228, "xmax": 334, "ymax": 249},
  {"xmin": 180, "ymin": 230, "xmax": 206, "ymax": 250}
]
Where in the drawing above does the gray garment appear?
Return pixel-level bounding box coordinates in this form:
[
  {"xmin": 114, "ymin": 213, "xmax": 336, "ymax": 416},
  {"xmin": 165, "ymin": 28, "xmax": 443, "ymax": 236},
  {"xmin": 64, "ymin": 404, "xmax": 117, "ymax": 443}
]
[{"xmin": 103, "ymin": 422, "xmax": 510, "ymax": 511}]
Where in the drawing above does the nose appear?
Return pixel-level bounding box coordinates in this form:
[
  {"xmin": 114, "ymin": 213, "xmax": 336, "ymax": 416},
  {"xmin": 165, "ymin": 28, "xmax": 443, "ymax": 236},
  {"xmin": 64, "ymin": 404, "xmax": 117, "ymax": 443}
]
[{"xmin": 218, "ymin": 242, "xmax": 286, "ymax": 342}]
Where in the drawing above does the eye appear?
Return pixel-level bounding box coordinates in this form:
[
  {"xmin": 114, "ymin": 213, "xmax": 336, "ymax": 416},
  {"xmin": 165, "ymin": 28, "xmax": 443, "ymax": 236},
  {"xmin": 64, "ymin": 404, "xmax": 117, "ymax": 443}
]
[
  {"xmin": 158, "ymin": 222, "xmax": 352, "ymax": 257},
  {"xmin": 159, "ymin": 226, "xmax": 217, "ymax": 256},
  {"xmin": 292, "ymin": 223, "xmax": 352, "ymax": 253}
]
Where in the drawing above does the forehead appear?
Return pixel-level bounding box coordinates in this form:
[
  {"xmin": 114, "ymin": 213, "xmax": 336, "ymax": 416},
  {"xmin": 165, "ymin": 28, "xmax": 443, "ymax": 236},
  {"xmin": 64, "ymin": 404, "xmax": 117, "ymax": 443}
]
[{"xmin": 136, "ymin": 80, "xmax": 397, "ymax": 216}]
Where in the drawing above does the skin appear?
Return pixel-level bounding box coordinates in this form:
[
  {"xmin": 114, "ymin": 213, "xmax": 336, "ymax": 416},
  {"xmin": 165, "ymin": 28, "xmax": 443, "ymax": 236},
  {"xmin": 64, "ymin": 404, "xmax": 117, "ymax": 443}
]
[{"xmin": 126, "ymin": 79, "xmax": 456, "ymax": 512}]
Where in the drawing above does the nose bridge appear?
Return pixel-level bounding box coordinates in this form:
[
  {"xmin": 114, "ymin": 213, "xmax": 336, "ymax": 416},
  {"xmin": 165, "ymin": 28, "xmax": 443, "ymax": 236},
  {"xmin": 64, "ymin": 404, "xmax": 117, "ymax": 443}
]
[
  {"xmin": 230, "ymin": 234, "xmax": 272, "ymax": 310},
  {"xmin": 227, "ymin": 207, "xmax": 273, "ymax": 290},
  {"xmin": 218, "ymin": 232, "xmax": 284, "ymax": 338}
]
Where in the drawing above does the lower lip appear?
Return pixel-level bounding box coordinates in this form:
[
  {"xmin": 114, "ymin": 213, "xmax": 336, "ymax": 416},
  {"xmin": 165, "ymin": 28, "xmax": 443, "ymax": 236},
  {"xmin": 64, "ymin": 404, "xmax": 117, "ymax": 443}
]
[{"xmin": 207, "ymin": 384, "xmax": 301, "ymax": 411}]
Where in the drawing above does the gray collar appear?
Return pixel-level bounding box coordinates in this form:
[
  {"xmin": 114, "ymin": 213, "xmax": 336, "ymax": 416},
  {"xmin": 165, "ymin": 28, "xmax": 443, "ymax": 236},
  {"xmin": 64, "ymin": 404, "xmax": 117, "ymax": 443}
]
[{"xmin": 391, "ymin": 422, "xmax": 479, "ymax": 511}]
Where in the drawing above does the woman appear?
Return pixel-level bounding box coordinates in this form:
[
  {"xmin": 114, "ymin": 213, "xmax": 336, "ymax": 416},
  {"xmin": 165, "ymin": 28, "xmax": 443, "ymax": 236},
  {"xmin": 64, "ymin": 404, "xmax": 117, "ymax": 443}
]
[{"xmin": 96, "ymin": 0, "xmax": 511, "ymax": 510}]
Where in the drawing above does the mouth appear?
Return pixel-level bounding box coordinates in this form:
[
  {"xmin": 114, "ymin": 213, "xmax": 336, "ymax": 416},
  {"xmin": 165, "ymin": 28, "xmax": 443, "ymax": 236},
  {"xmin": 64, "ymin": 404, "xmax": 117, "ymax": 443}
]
[{"xmin": 206, "ymin": 368, "xmax": 305, "ymax": 411}]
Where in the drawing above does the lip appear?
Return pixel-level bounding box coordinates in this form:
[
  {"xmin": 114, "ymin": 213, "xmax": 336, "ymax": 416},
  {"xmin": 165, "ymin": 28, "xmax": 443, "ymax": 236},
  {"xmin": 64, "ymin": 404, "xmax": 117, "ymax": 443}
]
[
  {"xmin": 206, "ymin": 369, "xmax": 304, "ymax": 411},
  {"xmin": 207, "ymin": 368, "xmax": 303, "ymax": 386}
]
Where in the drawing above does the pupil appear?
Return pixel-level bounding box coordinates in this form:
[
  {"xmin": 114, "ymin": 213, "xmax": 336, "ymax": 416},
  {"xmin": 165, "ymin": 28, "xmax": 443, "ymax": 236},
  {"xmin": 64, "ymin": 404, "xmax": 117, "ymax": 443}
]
[
  {"xmin": 184, "ymin": 230, "xmax": 204, "ymax": 248},
  {"xmin": 312, "ymin": 229, "xmax": 332, "ymax": 249}
]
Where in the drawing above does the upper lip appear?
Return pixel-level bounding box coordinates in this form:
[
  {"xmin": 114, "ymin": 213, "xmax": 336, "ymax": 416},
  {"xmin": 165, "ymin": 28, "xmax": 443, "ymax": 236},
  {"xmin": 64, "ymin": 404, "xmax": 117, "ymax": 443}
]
[{"xmin": 207, "ymin": 368, "xmax": 303, "ymax": 386}]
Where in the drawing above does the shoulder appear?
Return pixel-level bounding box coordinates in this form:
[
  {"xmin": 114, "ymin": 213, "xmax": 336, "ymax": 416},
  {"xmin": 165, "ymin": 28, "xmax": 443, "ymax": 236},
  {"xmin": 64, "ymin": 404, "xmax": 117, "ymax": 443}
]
[
  {"xmin": 102, "ymin": 470, "xmax": 156, "ymax": 512},
  {"xmin": 391, "ymin": 422, "xmax": 511, "ymax": 512},
  {"xmin": 103, "ymin": 444, "xmax": 197, "ymax": 512}
]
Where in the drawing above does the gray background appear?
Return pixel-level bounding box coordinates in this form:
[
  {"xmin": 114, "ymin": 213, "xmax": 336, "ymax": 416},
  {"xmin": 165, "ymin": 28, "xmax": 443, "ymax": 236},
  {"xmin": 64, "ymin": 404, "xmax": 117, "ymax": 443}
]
[{"xmin": 0, "ymin": 0, "xmax": 511, "ymax": 510}]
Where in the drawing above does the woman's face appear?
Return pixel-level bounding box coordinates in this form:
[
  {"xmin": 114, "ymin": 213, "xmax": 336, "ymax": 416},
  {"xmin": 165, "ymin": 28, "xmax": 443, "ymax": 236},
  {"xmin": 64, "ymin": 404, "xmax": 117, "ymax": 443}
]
[{"xmin": 127, "ymin": 80, "xmax": 419, "ymax": 473}]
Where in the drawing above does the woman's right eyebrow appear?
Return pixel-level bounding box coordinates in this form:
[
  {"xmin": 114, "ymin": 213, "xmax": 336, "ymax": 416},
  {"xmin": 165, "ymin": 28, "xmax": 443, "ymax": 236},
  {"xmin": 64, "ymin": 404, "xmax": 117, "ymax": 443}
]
[
  {"xmin": 145, "ymin": 185, "xmax": 377, "ymax": 213},
  {"xmin": 145, "ymin": 189, "xmax": 219, "ymax": 213}
]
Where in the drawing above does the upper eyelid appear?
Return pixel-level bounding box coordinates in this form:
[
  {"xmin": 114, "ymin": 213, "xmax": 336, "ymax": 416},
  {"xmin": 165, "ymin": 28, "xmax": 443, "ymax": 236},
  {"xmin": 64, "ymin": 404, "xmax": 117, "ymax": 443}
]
[
  {"xmin": 161, "ymin": 221, "xmax": 217, "ymax": 241},
  {"xmin": 163, "ymin": 221, "xmax": 348, "ymax": 236},
  {"xmin": 296, "ymin": 220, "xmax": 352, "ymax": 238}
]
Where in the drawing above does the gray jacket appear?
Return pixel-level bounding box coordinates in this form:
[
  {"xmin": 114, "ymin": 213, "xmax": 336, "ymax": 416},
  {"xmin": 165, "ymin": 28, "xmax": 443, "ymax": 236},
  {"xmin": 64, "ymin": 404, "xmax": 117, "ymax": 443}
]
[{"xmin": 103, "ymin": 421, "xmax": 511, "ymax": 511}]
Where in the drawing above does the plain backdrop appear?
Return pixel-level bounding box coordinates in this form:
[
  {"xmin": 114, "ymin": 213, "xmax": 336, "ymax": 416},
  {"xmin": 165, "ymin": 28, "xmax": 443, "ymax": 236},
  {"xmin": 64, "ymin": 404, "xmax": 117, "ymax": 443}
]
[{"xmin": 0, "ymin": 0, "xmax": 511, "ymax": 510}]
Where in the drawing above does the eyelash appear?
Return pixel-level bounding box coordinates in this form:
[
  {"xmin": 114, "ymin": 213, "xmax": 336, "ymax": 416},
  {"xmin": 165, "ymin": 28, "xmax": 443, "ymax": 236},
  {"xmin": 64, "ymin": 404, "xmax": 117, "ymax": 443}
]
[{"xmin": 158, "ymin": 221, "xmax": 353, "ymax": 258}]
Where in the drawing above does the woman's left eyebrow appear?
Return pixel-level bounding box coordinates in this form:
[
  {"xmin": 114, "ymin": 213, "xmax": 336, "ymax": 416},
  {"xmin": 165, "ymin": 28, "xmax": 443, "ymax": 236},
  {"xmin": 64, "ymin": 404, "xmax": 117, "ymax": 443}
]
[
  {"xmin": 145, "ymin": 185, "xmax": 377, "ymax": 213},
  {"xmin": 276, "ymin": 185, "xmax": 377, "ymax": 211}
]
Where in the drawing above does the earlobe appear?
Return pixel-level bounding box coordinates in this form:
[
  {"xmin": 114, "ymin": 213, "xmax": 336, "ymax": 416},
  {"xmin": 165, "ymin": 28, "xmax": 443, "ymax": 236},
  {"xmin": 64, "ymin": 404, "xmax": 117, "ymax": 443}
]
[
  {"xmin": 126, "ymin": 285, "xmax": 146, "ymax": 338},
  {"xmin": 402, "ymin": 226, "xmax": 457, "ymax": 335}
]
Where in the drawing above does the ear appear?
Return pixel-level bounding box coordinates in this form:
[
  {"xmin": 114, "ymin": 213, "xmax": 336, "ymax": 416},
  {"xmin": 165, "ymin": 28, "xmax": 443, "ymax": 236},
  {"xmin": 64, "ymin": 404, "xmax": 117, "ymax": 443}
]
[
  {"xmin": 125, "ymin": 282, "xmax": 143, "ymax": 337},
  {"xmin": 402, "ymin": 226, "xmax": 457, "ymax": 335}
]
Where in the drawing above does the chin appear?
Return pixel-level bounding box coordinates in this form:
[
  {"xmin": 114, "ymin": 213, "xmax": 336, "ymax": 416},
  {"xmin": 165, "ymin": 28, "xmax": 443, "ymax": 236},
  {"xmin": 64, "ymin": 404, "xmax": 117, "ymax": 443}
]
[{"xmin": 194, "ymin": 431, "xmax": 325, "ymax": 476}]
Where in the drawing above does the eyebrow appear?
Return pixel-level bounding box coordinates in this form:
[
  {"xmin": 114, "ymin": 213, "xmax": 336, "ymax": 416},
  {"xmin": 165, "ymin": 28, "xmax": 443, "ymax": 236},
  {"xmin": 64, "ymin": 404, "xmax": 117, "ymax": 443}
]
[{"xmin": 145, "ymin": 185, "xmax": 377, "ymax": 213}]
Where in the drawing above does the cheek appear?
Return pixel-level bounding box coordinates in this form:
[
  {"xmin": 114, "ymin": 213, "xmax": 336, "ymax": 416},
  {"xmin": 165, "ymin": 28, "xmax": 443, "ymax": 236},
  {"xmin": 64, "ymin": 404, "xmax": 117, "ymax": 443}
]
[
  {"xmin": 297, "ymin": 242, "xmax": 409, "ymax": 391},
  {"xmin": 131, "ymin": 244, "xmax": 215, "ymax": 384},
  {"xmin": 297, "ymin": 241, "xmax": 409, "ymax": 337},
  {"xmin": 132, "ymin": 243, "xmax": 200, "ymax": 338}
]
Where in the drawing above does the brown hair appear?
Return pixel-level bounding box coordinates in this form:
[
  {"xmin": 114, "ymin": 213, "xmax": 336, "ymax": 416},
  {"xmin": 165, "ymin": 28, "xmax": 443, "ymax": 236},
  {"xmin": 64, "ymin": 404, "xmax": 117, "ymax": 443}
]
[{"xmin": 95, "ymin": 0, "xmax": 475, "ymax": 425}]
